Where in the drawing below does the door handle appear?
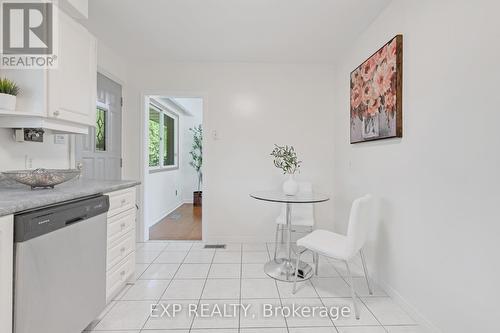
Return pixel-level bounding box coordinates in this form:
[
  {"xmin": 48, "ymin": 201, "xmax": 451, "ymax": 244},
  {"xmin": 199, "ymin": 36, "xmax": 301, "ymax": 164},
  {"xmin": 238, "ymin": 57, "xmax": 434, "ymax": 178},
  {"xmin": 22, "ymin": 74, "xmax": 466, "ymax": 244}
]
[{"xmin": 65, "ymin": 216, "xmax": 85, "ymax": 226}]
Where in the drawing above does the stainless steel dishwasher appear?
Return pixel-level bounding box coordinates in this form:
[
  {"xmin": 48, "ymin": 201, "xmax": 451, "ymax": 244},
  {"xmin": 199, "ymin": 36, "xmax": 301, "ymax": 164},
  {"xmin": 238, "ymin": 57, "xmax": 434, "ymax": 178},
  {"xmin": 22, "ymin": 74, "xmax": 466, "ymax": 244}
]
[{"xmin": 13, "ymin": 195, "xmax": 109, "ymax": 333}]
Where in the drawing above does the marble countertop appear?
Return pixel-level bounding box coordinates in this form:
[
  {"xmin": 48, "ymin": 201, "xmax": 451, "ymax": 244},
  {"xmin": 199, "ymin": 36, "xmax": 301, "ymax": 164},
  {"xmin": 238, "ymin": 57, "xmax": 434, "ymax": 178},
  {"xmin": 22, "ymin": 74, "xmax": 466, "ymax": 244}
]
[{"xmin": 0, "ymin": 178, "xmax": 140, "ymax": 217}]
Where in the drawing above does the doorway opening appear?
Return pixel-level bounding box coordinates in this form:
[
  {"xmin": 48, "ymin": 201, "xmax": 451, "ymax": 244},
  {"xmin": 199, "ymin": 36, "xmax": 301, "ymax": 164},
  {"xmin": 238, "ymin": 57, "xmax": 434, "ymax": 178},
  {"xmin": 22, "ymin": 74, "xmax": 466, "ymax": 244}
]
[{"xmin": 143, "ymin": 96, "xmax": 203, "ymax": 240}]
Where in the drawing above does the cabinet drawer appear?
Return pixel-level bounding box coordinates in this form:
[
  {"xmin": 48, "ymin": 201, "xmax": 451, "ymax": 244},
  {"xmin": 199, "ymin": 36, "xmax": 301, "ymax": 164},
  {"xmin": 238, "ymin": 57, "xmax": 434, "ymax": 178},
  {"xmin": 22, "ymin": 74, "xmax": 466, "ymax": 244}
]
[
  {"xmin": 107, "ymin": 188, "xmax": 136, "ymax": 217},
  {"xmin": 106, "ymin": 252, "xmax": 135, "ymax": 302},
  {"xmin": 107, "ymin": 230, "xmax": 135, "ymax": 270},
  {"xmin": 107, "ymin": 208, "xmax": 135, "ymax": 245}
]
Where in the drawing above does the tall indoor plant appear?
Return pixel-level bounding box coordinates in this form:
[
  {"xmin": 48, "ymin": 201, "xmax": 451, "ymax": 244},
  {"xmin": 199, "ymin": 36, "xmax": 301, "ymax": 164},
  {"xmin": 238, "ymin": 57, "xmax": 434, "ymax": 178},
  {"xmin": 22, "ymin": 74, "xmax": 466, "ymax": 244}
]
[
  {"xmin": 189, "ymin": 125, "xmax": 203, "ymax": 206},
  {"xmin": 0, "ymin": 78, "xmax": 20, "ymax": 111},
  {"xmin": 270, "ymin": 144, "xmax": 302, "ymax": 195}
]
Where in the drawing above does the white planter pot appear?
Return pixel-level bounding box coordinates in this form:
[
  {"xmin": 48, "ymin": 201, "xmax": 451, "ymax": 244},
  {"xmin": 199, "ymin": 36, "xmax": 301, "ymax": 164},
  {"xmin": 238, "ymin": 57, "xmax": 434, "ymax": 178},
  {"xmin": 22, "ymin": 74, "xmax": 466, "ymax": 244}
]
[
  {"xmin": 0, "ymin": 93, "xmax": 16, "ymax": 111},
  {"xmin": 283, "ymin": 174, "xmax": 299, "ymax": 196}
]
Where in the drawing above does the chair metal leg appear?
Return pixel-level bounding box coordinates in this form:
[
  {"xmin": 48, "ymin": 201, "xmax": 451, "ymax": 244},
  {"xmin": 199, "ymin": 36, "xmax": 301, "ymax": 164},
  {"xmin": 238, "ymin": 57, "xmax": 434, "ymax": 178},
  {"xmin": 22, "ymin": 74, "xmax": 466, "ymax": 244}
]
[
  {"xmin": 359, "ymin": 249, "xmax": 373, "ymax": 295},
  {"xmin": 314, "ymin": 252, "xmax": 319, "ymax": 276},
  {"xmin": 292, "ymin": 251, "xmax": 302, "ymax": 294},
  {"xmin": 274, "ymin": 224, "xmax": 281, "ymax": 260},
  {"xmin": 281, "ymin": 226, "xmax": 285, "ymax": 245},
  {"xmin": 345, "ymin": 261, "xmax": 360, "ymax": 320},
  {"xmin": 312, "ymin": 251, "xmax": 316, "ymax": 273}
]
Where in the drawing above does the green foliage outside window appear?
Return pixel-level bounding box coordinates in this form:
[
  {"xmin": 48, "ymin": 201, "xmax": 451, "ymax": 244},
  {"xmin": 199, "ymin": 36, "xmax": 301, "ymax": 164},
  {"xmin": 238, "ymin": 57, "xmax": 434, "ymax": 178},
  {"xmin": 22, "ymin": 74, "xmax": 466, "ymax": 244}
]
[{"xmin": 149, "ymin": 109, "xmax": 160, "ymax": 167}]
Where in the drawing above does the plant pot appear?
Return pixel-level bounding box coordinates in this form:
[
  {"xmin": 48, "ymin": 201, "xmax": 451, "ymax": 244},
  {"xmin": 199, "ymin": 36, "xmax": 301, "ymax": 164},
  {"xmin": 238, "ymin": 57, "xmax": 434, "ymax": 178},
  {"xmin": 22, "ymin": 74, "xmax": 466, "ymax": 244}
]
[
  {"xmin": 0, "ymin": 93, "xmax": 16, "ymax": 111},
  {"xmin": 282, "ymin": 174, "xmax": 299, "ymax": 196},
  {"xmin": 193, "ymin": 191, "xmax": 202, "ymax": 206}
]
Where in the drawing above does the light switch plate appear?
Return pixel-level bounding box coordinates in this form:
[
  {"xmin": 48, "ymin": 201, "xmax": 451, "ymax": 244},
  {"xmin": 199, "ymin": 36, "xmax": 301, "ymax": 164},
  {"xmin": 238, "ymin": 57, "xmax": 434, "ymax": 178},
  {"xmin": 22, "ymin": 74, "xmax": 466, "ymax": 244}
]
[{"xmin": 54, "ymin": 134, "xmax": 66, "ymax": 144}]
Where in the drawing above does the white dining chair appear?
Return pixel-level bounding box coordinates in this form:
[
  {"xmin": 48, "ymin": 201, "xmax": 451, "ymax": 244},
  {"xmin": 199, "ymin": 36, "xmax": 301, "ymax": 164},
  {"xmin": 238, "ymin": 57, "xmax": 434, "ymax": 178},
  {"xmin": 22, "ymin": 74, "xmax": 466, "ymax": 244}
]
[
  {"xmin": 293, "ymin": 194, "xmax": 375, "ymax": 320},
  {"xmin": 273, "ymin": 182, "xmax": 315, "ymax": 259}
]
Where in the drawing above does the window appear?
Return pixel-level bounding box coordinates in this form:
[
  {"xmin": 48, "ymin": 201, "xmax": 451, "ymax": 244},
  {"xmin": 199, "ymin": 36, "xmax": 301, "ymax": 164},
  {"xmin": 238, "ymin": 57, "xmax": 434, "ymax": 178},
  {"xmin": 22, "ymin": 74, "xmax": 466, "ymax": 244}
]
[
  {"xmin": 95, "ymin": 107, "xmax": 107, "ymax": 151},
  {"xmin": 148, "ymin": 102, "xmax": 178, "ymax": 170}
]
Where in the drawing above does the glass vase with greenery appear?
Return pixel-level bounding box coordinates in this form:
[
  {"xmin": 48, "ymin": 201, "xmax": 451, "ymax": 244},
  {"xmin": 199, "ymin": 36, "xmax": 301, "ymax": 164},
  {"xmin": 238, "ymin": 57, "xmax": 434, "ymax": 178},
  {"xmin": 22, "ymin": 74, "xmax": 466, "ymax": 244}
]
[
  {"xmin": 270, "ymin": 144, "xmax": 302, "ymax": 195},
  {"xmin": 270, "ymin": 144, "xmax": 301, "ymax": 174}
]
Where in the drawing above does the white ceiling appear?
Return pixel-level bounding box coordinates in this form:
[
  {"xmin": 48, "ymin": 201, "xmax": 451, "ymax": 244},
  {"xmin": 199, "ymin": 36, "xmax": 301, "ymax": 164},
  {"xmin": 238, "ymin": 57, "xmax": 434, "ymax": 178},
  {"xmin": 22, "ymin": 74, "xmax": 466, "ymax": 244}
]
[{"xmin": 87, "ymin": 0, "xmax": 391, "ymax": 64}]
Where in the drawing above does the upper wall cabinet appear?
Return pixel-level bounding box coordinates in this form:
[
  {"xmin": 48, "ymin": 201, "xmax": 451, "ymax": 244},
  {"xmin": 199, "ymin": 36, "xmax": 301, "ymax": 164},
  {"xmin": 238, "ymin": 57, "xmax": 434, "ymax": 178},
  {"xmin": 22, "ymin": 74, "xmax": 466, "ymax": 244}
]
[
  {"xmin": 0, "ymin": 9, "xmax": 96, "ymax": 134},
  {"xmin": 48, "ymin": 10, "xmax": 97, "ymax": 127}
]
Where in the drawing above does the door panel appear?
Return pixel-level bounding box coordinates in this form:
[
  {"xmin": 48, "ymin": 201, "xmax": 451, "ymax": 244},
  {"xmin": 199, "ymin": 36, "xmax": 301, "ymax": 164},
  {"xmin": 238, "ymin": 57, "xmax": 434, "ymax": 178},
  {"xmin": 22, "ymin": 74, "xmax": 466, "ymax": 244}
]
[{"xmin": 76, "ymin": 73, "xmax": 122, "ymax": 180}]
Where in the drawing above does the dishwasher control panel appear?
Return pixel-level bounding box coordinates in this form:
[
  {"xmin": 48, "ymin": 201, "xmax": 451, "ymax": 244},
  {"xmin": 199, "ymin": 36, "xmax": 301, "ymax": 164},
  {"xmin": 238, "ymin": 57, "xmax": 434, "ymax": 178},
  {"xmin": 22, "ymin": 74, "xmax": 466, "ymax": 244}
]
[{"xmin": 14, "ymin": 195, "xmax": 109, "ymax": 242}]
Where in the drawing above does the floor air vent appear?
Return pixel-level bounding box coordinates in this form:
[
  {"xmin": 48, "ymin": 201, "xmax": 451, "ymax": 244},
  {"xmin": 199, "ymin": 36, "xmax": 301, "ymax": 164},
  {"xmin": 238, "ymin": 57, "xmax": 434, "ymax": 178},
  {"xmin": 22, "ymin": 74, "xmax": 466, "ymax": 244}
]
[{"xmin": 204, "ymin": 244, "xmax": 226, "ymax": 249}]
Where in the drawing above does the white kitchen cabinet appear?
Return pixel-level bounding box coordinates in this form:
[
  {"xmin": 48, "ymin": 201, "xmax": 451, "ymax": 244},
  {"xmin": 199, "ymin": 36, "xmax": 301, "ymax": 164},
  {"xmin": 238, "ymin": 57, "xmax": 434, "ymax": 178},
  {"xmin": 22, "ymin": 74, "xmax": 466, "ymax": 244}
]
[
  {"xmin": 48, "ymin": 9, "xmax": 96, "ymax": 126},
  {"xmin": 0, "ymin": 8, "xmax": 97, "ymax": 134},
  {"xmin": 0, "ymin": 215, "xmax": 14, "ymax": 333},
  {"xmin": 105, "ymin": 188, "xmax": 137, "ymax": 303}
]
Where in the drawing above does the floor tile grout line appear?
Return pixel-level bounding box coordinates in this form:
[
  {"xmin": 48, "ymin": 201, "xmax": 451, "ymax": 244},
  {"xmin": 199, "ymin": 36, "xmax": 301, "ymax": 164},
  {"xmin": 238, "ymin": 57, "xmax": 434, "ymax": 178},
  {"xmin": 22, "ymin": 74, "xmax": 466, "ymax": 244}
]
[
  {"xmin": 306, "ymin": 253, "xmax": 340, "ymax": 332},
  {"xmin": 238, "ymin": 243, "xmax": 243, "ymax": 333},
  {"xmin": 88, "ymin": 297, "xmax": 119, "ymax": 331},
  {"xmin": 188, "ymin": 245, "xmax": 217, "ymax": 332},
  {"xmin": 268, "ymin": 241, "xmax": 291, "ymax": 333},
  {"xmin": 138, "ymin": 245, "xmax": 190, "ymax": 332},
  {"xmin": 334, "ymin": 262, "xmax": 386, "ymax": 329},
  {"xmin": 274, "ymin": 277, "xmax": 291, "ymax": 333}
]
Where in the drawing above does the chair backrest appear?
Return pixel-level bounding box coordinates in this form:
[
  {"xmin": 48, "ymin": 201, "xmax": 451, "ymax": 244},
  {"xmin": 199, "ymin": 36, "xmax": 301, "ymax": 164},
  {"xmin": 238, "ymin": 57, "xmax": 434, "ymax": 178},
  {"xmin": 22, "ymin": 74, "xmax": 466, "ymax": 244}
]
[
  {"xmin": 279, "ymin": 182, "xmax": 314, "ymax": 226},
  {"xmin": 346, "ymin": 194, "xmax": 375, "ymax": 255}
]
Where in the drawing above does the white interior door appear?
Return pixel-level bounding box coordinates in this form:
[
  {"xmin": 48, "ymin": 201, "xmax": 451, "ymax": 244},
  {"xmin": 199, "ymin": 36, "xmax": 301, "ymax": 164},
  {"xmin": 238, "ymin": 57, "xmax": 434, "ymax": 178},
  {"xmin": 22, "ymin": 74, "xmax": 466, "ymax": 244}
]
[{"xmin": 75, "ymin": 73, "xmax": 122, "ymax": 180}]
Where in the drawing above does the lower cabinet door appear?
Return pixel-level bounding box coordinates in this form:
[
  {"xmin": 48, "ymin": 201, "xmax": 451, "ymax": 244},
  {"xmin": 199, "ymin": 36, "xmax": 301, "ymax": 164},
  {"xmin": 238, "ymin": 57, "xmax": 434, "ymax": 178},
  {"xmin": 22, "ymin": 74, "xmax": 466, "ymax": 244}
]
[
  {"xmin": 0, "ymin": 215, "xmax": 14, "ymax": 333},
  {"xmin": 107, "ymin": 230, "xmax": 135, "ymax": 270}
]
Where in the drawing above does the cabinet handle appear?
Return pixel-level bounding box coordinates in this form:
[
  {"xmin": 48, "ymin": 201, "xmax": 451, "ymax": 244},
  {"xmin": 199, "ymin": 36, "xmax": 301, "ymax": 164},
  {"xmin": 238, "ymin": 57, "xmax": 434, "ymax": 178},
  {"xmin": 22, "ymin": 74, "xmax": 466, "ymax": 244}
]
[
  {"xmin": 120, "ymin": 270, "xmax": 126, "ymax": 276},
  {"xmin": 121, "ymin": 247, "xmax": 126, "ymax": 252},
  {"xmin": 53, "ymin": 110, "xmax": 60, "ymax": 117},
  {"xmin": 121, "ymin": 199, "xmax": 126, "ymax": 205},
  {"xmin": 120, "ymin": 223, "xmax": 126, "ymax": 229}
]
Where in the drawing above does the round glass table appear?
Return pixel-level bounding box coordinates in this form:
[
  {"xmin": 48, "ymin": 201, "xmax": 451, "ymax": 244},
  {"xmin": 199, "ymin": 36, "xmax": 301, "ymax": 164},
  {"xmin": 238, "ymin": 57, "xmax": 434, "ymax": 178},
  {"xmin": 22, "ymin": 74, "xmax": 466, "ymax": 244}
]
[{"xmin": 250, "ymin": 191, "xmax": 330, "ymax": 282}]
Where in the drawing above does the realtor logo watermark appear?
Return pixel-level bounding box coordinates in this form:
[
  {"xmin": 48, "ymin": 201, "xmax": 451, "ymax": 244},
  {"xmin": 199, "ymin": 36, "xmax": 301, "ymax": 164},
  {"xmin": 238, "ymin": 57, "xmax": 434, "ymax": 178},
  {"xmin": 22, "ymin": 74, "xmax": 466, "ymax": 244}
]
[{"xmin": 1, "ymin": 0, "xmax": 58, "ymax": 68}]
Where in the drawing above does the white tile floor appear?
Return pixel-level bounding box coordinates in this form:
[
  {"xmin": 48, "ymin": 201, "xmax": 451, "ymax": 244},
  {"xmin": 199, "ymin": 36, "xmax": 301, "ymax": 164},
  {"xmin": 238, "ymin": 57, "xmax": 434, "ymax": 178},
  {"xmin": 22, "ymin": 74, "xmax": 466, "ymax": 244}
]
[{"xmin": 85, "ymin": 241, "xmax": 423, "ymax": 333}]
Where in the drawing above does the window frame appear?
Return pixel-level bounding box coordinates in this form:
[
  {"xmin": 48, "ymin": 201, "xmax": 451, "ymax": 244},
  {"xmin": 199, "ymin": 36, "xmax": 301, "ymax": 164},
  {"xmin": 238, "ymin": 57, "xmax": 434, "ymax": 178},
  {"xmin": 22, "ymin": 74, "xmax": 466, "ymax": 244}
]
[{"xmin": 148, "ymin": 101, "xmax": 179, "ymax": 173}]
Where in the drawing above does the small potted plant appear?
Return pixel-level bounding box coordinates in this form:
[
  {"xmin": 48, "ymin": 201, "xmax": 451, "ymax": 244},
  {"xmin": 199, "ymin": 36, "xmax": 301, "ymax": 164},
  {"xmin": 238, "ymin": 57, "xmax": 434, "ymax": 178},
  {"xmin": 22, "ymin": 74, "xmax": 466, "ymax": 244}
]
[
  {"xmin": 0, "ymin": 77, "xmax": 20, "ymax": 111},
  {"xmin": 271, "ymin": 144, "xmax": 302, "ymax": 195},
  {"xmin": 189, "ymin": 125, "xmax": 203, "ymax": 206}
]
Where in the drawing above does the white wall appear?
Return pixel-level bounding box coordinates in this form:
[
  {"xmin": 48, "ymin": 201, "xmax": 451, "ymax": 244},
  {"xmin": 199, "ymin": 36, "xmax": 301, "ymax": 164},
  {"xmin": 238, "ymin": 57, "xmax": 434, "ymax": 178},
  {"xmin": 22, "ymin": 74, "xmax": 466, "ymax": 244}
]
[
  {"xmin": 144, "ymin": 166, "xmax": 183, "ymax": 227},
  {"xmin": 175, "ymin": 98, "xmax": 203, "ymax": 203},
  {"xmin": 0, "ymin": 129, "xmax": 70, "ymax": 171},
  {"xmin": 123, "ymin": 63, "xmax": 336, "ymax": 242},
  {"xmin": 331, "ymin": 0, "xmax": 500, "ymax": 332}
]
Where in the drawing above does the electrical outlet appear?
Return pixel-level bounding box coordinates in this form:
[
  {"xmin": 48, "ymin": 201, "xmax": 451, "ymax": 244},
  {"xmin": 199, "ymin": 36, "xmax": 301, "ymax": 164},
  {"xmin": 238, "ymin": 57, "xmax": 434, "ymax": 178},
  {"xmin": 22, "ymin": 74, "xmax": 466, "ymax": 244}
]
[{"xmin": 175, "ymin": 190, "xmax": 178, "ymax": 196}]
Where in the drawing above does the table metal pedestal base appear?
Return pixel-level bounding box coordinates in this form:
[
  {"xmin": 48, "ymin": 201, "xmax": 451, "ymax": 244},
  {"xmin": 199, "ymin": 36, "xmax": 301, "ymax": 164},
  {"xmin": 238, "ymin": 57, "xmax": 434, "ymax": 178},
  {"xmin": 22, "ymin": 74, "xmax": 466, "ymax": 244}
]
[{"xmin": 264, "ymin": 258, "xmax": 313, "ymax": 282}]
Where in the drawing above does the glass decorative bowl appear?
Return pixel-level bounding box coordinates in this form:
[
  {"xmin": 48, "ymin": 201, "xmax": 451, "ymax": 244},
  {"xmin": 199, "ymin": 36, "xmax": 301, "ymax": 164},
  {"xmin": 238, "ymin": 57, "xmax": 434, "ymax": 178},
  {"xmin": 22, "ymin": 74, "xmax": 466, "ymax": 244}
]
[{"xmin": 2, "ymin": 168, "xmax": 81, "ymax": 189}]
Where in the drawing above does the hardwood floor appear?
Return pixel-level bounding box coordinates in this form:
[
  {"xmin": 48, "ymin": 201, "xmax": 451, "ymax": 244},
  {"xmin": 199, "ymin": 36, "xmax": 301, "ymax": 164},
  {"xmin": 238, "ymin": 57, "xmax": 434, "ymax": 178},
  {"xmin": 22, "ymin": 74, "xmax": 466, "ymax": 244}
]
[{"xmin": 149, "ymin": 204, "xmax": 202, "ymax": 240}]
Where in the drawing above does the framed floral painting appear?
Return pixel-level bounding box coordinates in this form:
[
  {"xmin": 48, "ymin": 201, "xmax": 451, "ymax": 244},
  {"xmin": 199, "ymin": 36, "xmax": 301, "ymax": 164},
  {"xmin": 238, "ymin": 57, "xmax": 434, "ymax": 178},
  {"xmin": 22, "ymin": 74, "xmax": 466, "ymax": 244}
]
[{"xmin": 350, "ymin": 34, "xmax": 402, "ymax": 143}]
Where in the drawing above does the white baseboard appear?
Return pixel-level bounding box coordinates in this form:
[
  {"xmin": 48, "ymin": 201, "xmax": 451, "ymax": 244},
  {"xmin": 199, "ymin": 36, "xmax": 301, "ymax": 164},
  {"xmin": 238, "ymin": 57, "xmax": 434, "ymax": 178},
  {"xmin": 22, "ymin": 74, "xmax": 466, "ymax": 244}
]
[
  {"xmin": 150, "ymin": 201, "xmax": 184, "ymax": 228},
  {"xmin": 374, "ymin": 277, "xmax": 441, "ymax": 333}
]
